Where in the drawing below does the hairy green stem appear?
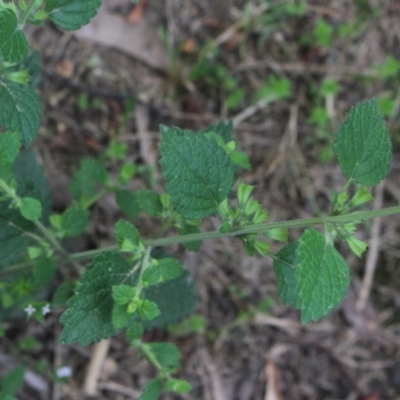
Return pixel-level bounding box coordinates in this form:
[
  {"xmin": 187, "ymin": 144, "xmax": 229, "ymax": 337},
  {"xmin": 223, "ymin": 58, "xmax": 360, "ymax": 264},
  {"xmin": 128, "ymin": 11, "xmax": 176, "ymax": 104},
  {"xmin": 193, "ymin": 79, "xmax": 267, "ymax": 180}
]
[
  {"xmin": 2, "ymin": 205, "xmax": 400, "ymax": 274},
  {"xmin": 34, "ymin": 219, "xmax": 66, "ymax": 254},
  {"xmin": 139, "ymin": 342, "xmax": 164, "ymax": 371},
  {"xmin": 68, "ymin": 204, "xmax": 400, "ymax": 261}
]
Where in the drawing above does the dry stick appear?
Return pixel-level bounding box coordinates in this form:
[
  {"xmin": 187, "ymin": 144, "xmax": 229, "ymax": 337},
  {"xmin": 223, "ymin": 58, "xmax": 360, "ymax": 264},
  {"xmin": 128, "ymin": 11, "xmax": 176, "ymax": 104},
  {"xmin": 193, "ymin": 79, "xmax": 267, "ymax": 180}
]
[
  {"xmin": 199, "ymin": 348, "xmax": 228, "ymax": 400},
  {"xmin": 232, "ymin": 98, "xmax": 271, "ymax": 126},
  {"xmin": 200, "ymin": 3, "xmax": 269, "ymax": 58},
  {"xmin": 264, "ymin": 104, "xmax": 298, "ymax": 178},
  {"xmin": 83, "ymin": 339, "xmax": 111, "ymax": 396},
  {"xmin": 97, "ymin": 381, "xmax": 140, "ymax": 398},
  {"xmin": 233, "ymin": 61, "xmax": 379, "ymax": 77},
  {"xmin": 356, "ymin": 183, "xmax": 385, "ymax": 312}
]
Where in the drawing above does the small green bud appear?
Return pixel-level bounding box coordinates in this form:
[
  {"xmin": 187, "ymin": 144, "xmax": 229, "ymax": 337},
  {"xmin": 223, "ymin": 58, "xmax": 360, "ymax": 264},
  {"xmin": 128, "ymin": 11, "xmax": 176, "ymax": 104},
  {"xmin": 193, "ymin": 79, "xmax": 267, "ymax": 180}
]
[
  {"xmin": 160, "ymin": 192, "xmax": 171, "ymax": 209},
  {"xmin": 225, "ymin": 140, "xmax": 236, "ymax": 153},
  {"xmin": 349, "ymin": 187, "xmax": 373, "ymax": 208},
  {"xmin": 244, "ymin": 199, "xmax": 261, "ymax": 216},
  {"xmin": 32, "ymin": 9, "xmax": 48, "ymax": 22},
  {"xmin": 49, "ymin": 214, "xmax": 62, "ymax": 230},
  {"xmin": 338, "ymin": 191, "xmax": 348, "ymax": 207},
  {"xmin": 330, "ymin": 190, "xmax": 338, "ymax": 205},
  {"xmin": 127, "ymin": 300, "xmax": 139, "ymax": 314},
  {"xmin": 342, "ymin": 222, "xmax": 356, "ymax": 234},
  {"xmin": 166, "ymin": 378, "xmax": 192, "ymax": 394},
  {"xmin": 19, "ymin": 0, "xmax": 28, "ymax": 12},
  {"xmin": 252, "ymin": 208, "xmax": 268, "ymax": 224},
  {"xmin": 345, "ymin": 235, "xmax": 368, "ymax": 257},
  {"xmin": 218, "ymin": 198, "xmax": 230, "ymax": 219},
  {"xmin": 219, "ymin": 221, "xmax": 231, "ymax": 233},
  {"xmin": 120, "ymin": 238, "xmax": 137, "ymax": 252},
  {"xmin": 118, "ymin": 163, "xmax": 135, "ymax": 184},
  {"xmin": 253, "ymin": 240, "xmax": 270, "ymax": 255},
  {"xmin": 237, "ymin": 182, "xmax": 255, "ymax": 209},
  {"xmin": 4, "ymin": 70, "xmax": 29, "ymax": 85},
  {"xmin": 264, "ymin": 228, "xmax": 288, "ymax": 242},
  {"xmin": 28, "ymin": 246, "xmax": 43, "ymax": 260}
]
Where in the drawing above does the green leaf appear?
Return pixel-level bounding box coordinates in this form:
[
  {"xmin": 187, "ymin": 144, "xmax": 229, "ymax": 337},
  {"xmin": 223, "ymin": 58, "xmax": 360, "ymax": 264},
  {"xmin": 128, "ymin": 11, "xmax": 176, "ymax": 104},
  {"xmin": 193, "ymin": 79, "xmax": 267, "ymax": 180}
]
[
  {"xmin": 332, "ymin": 98, "xmax": 392, "ymax": 186},
  {"xmin": 202, "ymin": 120, "xmax": 234, "ymax": 144},
  {"xmin": 0, "ymin": 79, "xmax": 42, "ymax": 147},
  {"xmin": 114, "ymin": 219, "xmax": 140, "ymax": 251},
  {"xmin": 142, "ymin": 258, "xmax": 183, "ymax": 286},
  {"xmin": 274, "ymin": 230, "xmax": 350, "ymax": 323},
  {"xmin": 51, "ymin": 282, "xmax": 75, "ymax": 308},
  {"xmin": 296, "ymin": 229, "xmax": 350, "ymax": 323},
  {"xmin": 19, "ymin": 197, "xmax": 42, "ymax": 221},
  {"xmin": 147, "ymin": 342, "xmax": 181, "ymax": 369},
  {"xmin": 60, "ymin": 204, "xmax": 90, "ymax": 237},
  {"xmin": 273, "ymin": 241, "xmax": 301, "ymax": 309},
  {"xmin": 0, "ymin": 9, "xmax": 28, "ymax": 63},
  {"xmin": 112, "ymin": 284, "xmax": 136, "ymax": 305},
  {"xmin": 0, "ymin": 201, "xmax": 34, "ymax": 269},
  {"xmin": 112, "ymin": 303, "xmax": 130, "ymax": 330},
  {"xmin": 230, "ymin": 151, "xmax": 251, "ymax": 170},
  {"xmin": 158, "ymin": 258, "xmax": 183, "ymax": 281},
  {"xmin": 139, "ymin": 379, "xmax": 163, "ymax": 400},
  {"xmin": 115, "ymin": 189, "xmax": 140, "ymax": 219},
  {"xmin": 142, "ymin": 264, "xmax": 162, "ymax": 286},
  {"xmin": 9, "ymin": 51, "xmax": 42, "ymax": 89},
  {"xmin": 70, "ymin": 158, "xmax": 107, "ymax": 206},
  {"xmin": 377, "ymin": 55, "xmax": 400, "ymax": 79},
  {"xmin": 166, "ymin": 378, "xmax": 192, "ymax": 394},
  {"xmin": 136, "ymin": 190, "xmax": 162, "ymax": 217},
  {"xmin": 1, "ymin": 365, "xmax": 24, "ymax": 395},
  {"xmin": 0, "ymin": 131, "xmax": 20, "ymax": 166},
  {"xmin": 33, "ymin": 257, "xmax": 57, "ymax": 286},
  {"xmin": 137, "ymin": 300, "xmax": 160, "ymax": 320},
  {"xmin": 159, "ymin": 127, "xmax": 235, "ymax": 219},
  {"xmin": 126, "ymin": 322, "xmax": 144, "ymax": 341},
  {"xmin": 60, "ymin": 252, "xmax": 139, "ymax": 345},
  {"xmin": 142, "ymin": 271, "xmax": 197, "ymax": 329},
  {"xmin": 46, "ymin": 0, "xmax": 102, "ymax": 31},
  {"xmin": 0, "ymin": 150, "xmax": 49, "ymax": 269}
]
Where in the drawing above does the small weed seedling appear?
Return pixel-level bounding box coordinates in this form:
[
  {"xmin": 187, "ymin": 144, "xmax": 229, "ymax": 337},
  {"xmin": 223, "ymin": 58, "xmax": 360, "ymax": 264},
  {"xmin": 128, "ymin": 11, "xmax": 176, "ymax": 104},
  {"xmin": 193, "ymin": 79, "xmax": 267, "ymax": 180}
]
[{"xmin": 0, "ymin": 1, "xmax": 399, "ymax": 399}]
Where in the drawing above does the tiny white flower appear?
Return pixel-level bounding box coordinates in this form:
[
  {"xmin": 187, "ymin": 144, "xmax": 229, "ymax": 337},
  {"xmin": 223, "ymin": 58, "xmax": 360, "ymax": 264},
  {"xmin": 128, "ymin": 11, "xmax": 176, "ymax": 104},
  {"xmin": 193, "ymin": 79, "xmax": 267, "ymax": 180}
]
[
  {"xmin": 56, "ymin": 366, "xmax": 72, "ymax": 378},
  {"xmin": 42, "ymin": 303, "xmax": 51, "ymax": 316},
  {"xmin": 24, "ymin": 304, "xmax": 36, "ymax": 316}
]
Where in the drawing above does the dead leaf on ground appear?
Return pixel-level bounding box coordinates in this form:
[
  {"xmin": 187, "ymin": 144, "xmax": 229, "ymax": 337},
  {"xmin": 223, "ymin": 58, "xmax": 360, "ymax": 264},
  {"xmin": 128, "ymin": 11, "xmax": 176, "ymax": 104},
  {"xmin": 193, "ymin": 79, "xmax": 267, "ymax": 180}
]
[
  {"xmin": 126, "ymin": 0, "xmax": 149, "ymax": 24},
  {"xmin": 74, "ymin": 4, "xmax": 169, "ymax": 72},
  {"xmin": 56, "ymin": 59, "xmax": 74, "ymax": 78}
]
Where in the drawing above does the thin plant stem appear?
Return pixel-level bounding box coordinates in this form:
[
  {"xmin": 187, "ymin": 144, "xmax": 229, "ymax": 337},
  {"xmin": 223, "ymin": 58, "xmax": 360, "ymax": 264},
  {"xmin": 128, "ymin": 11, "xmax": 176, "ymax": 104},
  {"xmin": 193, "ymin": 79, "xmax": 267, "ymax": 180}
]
[{"xmin": 2, "ymin": 205, "xmax": 400, "ymax": 274}]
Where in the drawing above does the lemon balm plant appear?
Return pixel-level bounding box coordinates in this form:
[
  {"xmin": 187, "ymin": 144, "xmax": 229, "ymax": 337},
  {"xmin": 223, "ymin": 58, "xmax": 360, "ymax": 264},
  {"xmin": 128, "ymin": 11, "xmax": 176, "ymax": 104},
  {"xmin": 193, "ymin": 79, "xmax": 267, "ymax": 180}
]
[{"xmin": 0, "ymin": 1, "xmax": 400, "ymax": 399}]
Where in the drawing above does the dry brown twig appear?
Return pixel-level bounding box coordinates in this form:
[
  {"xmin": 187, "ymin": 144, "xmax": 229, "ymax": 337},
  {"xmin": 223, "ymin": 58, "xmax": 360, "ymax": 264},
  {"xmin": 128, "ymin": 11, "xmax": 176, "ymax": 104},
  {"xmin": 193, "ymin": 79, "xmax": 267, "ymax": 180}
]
[
  {"xmin": 83, "ymin": 339, "xmax": 111, "ymax": 396},
  {"xmin": 356, "ymin": 183, "xmax": 385, "ymax": 312}
]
